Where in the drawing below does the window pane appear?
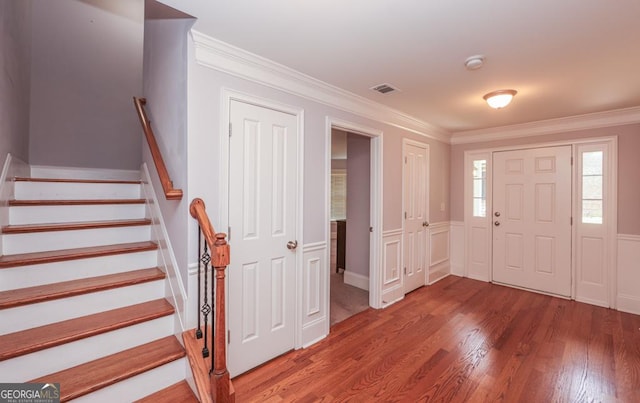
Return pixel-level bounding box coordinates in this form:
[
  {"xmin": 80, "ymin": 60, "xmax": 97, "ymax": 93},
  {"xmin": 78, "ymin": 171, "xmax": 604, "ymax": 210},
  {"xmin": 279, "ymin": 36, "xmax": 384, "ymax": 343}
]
[
  {"xmin": 583, "ymin": 151, "xmax": 603, "ymax": 175},
  {"xmin": 473, "ymin": 198, "xmax": 486, "ymax": 217},
  {"xmin": 582, "ymin": 200, "xmax": 603, "ymax": 224},
  {"xmin": 582, "ymin": 175, "xmax": 602, "ymax": 199},
  {"xmin": 473, "ymin": 160, "xmax": 486, "ymax": 179},
  {"xmin": 473, "ymin": 178, "xmax": 485, "ymax": 198}
]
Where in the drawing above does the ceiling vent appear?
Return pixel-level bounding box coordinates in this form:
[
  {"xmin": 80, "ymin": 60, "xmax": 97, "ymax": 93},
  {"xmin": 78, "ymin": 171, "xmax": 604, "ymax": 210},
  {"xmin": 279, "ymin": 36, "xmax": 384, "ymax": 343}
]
[{"xmin": 370, "ymin": 83, "xmax": 399, "ymax": 94}]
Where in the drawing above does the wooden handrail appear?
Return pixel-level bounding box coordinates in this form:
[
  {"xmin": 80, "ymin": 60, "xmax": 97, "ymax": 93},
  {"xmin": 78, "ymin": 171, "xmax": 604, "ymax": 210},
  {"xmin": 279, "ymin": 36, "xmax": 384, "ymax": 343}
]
[
  {"xmin": 189, "ymin": 198, "xmax": 234, "ymax": 403},
  {"xmin": 133, "ymin": 97, "xmax": 183, "ymax": 200}
]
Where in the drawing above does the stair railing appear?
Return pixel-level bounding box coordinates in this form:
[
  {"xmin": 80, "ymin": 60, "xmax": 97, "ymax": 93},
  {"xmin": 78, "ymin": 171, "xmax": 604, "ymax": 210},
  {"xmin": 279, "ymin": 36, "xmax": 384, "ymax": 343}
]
[
  {"xmin": 133, "ymin": 97, "xmax": 183, "ymax": 200},
  {"xmin": 189, "ymin": 198, "xmax": 234, "ymax": 403}
]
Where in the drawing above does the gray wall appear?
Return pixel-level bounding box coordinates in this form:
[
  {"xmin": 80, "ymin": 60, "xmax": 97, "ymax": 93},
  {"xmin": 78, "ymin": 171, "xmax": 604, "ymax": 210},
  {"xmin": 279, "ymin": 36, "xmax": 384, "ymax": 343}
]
[
  {"xmin": 450, "ymin": 123, "xmax": 640, "ymax": 235},
  {"xmin": 143, "ymin": 15, "xmax": 194, "ymax": 284},
  {"xmin": 185, "ymin": 47, "xmax": 451, "ymax": 269},
  {"xmin": 0, "ymin": 0, "xmax": 31, "ymax": 163},
  {"xmin": 346, "ymin": 133, "xmax": 371, "ymax": 277},
  {"xmin": 29, "ymin": 0, "xmax": 143, "ymax": 169}
]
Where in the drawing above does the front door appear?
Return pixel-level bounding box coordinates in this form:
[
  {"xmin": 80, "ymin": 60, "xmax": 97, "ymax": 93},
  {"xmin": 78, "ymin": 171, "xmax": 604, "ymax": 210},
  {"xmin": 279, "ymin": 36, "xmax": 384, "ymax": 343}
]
[
  {"xmin": 492, "ymin": 146, "xmax": 572, "ymax": 296},
  {"xmin": 227, "ymin": 100, "xmax": 298, "ymax": 376},
  {"xmin": 403, "ymin": 141, "xmax": 429, "ymax": 294}
]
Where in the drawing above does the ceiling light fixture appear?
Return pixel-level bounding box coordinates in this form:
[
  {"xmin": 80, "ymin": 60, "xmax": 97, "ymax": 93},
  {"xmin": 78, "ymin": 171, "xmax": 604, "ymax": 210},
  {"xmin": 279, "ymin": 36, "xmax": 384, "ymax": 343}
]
[{"xmin": 483, "ymin": 89, "xmax": 517, "ymax": 109}]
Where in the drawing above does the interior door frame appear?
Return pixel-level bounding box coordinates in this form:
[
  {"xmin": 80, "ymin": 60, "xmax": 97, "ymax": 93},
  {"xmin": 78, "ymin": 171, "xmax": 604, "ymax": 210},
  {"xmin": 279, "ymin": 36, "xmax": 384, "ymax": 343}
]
[
  {"xmin": 325, "ymin": 117, "xmax": 383, "ymax": 324},
  {"xmin": 463, "ymin": 136, "xmax": 617, "ymax": 306},
  {"xmin": 220, "ymin": 88, "xmax": 305, "ymax": 348},
  {"xmin": 402, "ymin": 138, "xmax": 430, "ymax": 291}
]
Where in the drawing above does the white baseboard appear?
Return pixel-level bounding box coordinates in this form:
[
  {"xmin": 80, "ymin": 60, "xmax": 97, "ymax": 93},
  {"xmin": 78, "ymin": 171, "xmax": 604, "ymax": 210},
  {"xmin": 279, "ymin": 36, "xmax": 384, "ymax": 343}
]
[{"xmin": 344, "ymin": 271, "xmax": 369, "ymax": 291}]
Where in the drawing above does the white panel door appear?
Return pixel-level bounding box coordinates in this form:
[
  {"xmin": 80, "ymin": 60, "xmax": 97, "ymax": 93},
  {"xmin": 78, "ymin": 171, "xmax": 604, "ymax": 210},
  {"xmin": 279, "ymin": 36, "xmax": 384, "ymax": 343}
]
[
  {"xmin": 228, "ymin": 100, "xmax": 298, "ymax": 376},
  {"xmin": 492, "ymin": 146, "xmax": 572, "ymax": 296},
  {"xmin": 403, "ymin": 141, "xmax": 429, "ymax": 294}
]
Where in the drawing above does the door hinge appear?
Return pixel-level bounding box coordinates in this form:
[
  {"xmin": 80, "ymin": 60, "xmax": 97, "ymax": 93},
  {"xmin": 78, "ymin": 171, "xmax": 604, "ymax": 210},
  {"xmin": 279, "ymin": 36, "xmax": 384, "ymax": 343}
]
[
  {"xmin": 227, "ymin": 226, "xmax": 231, "ymax": 241},
  {"xmin": 404, "ymin": 211, "xmax": 407, "ymax": 219},
  {"xmin": 228, "ymin": 330, "xmax": 230, "ymax": 344},
  {"xmin": 229, "ymin": 122, "xmax": 233, "ymax": 137},
  {"xmin": 570, "ymin": 217, "xmax": 573, "ymax": 225},
  {"xmin": 571, "ymin": 156, "xmax": 573, "ymax": 165},
  {"xmin": 404, "ymin": 267, "xmax": 407, "ymax": 275}
]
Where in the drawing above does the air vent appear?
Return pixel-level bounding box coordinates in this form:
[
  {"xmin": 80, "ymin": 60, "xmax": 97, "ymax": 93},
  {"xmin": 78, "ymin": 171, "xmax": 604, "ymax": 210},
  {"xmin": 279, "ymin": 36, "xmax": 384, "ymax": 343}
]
[{"xmin": 370, "ymin": 83, "xmax": 399, "ymax": 94}]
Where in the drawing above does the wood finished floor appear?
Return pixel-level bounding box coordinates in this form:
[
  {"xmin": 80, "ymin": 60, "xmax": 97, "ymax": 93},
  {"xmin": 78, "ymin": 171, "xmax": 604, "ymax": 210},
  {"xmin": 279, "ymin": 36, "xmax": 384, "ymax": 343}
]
[{"xmin": 233, "ymin": 276, "xmax": 640, "ymax": 402}]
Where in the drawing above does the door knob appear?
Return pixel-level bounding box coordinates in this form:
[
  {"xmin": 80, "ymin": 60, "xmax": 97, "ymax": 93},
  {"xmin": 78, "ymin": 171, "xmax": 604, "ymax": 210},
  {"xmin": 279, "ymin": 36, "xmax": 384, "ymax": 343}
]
[
  {"xmin": 494, "ymin": 212, "xmax": 501, "ymax": 217},
  {"xmin": 286, "ymin": 240, "xmax": 298, "ymax": 250},
  {"xmin": 494, "ymin": 221, "xmax": 500, "ymax": 226},
  {"xmin": 422, "ymin": 221, "xmax": 430, "ymax": 227}
]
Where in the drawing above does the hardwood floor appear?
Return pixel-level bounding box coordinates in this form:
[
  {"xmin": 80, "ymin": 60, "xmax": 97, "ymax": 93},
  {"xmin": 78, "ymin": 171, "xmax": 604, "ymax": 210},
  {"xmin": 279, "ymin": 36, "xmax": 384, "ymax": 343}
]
[{"xmin": 233, "ymin": 276, "xmax": 640, "ymax": 402}]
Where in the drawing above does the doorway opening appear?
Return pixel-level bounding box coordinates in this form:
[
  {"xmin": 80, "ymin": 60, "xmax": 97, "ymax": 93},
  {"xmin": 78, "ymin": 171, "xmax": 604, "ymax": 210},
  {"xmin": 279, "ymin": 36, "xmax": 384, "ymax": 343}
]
[{"xmin": 329, "ymin": 128, "xmax": 370, "ymax": 326}]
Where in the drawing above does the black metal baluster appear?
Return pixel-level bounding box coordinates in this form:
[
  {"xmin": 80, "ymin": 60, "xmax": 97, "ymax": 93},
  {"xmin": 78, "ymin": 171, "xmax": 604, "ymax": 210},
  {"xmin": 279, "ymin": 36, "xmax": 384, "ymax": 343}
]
[
  {"xmin": 210, "ymin": 262, "xmax": 216, "ymax": 374},
  {"xmin": 195, "ymin": 227, "xmax": 203, "ymax": 339},
  {"xmin": 200, "ymin": 239, "xmax": 211, "ymax": 358}
]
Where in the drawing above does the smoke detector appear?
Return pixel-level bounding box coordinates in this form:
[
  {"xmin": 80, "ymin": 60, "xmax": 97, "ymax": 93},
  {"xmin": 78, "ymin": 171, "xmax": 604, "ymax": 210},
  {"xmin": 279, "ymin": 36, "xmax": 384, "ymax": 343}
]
[
  {"xmin": 465, "ymin": 55, "xmax": 485, "ymax": 70},
  {"xmin": 370, "ymin": 83, "xmax": 399, "ymax": 94}
]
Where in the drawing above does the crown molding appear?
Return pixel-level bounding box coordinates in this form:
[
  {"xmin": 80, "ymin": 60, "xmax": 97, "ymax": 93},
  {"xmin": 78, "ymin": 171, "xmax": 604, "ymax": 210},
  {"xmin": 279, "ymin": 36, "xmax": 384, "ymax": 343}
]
[
  {"xmin": 190, "ymin": 30, "xmax": 451, "ymax": 144},
  {"xmin": 451, "ymin": 106, "xmax": 640, "ymax": 145}
]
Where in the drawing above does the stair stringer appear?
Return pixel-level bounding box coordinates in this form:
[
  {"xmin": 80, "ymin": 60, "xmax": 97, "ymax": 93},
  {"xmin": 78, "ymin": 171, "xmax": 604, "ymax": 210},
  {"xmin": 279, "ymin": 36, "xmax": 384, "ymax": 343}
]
[
  {"xmin": 141, "ymin": 163, "xmax": 188, "ymax": 333},
  {"xmin": 0, "ymin": 154, "xmax": 30, "ymax": 257}
]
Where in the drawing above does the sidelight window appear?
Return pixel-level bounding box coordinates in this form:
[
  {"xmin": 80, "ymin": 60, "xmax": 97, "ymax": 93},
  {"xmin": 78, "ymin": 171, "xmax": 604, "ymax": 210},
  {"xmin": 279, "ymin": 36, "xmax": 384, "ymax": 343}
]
[
  {"xmin": 472, "ymin": 160, "xmax": 487, "ymax": 217},
  {"xmin": 581, "ymin": 151, "xmax": 603, "ymax": 224}
]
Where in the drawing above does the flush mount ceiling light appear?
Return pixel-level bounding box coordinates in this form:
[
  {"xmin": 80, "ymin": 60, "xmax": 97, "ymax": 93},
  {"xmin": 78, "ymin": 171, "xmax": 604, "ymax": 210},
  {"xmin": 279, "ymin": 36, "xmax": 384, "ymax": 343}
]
[{"xmin": 483, "ymin": 89, "xmax": 517, "ymax": 109}]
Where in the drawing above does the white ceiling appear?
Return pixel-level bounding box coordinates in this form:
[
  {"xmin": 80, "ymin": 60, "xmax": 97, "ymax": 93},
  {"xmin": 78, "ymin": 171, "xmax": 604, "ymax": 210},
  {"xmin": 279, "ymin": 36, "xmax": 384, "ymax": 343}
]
[{"xmin": 158, "ymin": 0, "xmax": 640, "ymax": 133}]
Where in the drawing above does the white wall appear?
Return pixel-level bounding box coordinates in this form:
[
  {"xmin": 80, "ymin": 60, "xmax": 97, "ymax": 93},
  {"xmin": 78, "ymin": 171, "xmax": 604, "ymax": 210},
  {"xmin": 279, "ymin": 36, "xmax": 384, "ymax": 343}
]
[
  {"xmin": 29, "ymin": 0, "xmax": 144, "ymax": 170},
  {"xmin": 0, "ymin": 0, "xmax": 31, "ymax": 163},
  {"xmin": 143, "ymin": 16, "xmax": 194, "ymax": 285}
]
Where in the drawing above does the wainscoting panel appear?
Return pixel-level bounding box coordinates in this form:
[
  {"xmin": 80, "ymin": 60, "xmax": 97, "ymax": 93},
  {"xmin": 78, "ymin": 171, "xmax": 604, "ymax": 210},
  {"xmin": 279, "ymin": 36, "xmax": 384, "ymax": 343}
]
[
  {"xmin": 428, "ymin": 222, "xmax": 450, "ymax": 284},
  {"xmin": 302, "ymin": 242, "xmax": 328, "ymax": 347},
  {"xmin": 450, "ymin": 222, "xmax": 465, "ymax": 276},
  {"xmin": 617, "ymin": 234, "xmax": 640, "ymax": 315},
  {"xmin": 382, "ymin": 229, "xmax": 403, "ymax": 306}
]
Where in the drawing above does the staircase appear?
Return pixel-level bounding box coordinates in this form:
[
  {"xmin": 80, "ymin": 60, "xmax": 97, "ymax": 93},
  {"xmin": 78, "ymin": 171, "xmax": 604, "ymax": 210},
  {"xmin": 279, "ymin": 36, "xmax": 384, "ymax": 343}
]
[{"xmin": 0, "ymin": 168, "xmax": 197, "ymax": 402}]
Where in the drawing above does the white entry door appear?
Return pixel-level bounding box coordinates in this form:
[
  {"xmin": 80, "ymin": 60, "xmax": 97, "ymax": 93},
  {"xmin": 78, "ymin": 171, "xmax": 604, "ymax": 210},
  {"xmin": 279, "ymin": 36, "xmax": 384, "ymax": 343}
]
[
  {"xmin": 492, "ymin": 146, "xmax": 572, "ymax": 296},
  {"xmin": 227, "ymin": 100, "xmax": 298, "ymax": 376},
  {"xmin": 403, "ymin": 141, "xmax": 429, "ymax": 293}
]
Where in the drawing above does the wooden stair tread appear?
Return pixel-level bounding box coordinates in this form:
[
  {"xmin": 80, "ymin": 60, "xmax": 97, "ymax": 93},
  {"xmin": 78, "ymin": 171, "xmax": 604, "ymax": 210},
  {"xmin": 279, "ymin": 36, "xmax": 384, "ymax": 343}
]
[
  {"xmin": 2, "ymin": 218, "xmax": 152, "ymax": 234},
  {"xmin": 30, "ymin": 335, "xmax": 185, "ymax": 402},
  {"xmin": 0, "ymin": 241, "xmax": 158, "ymax": 269},
  {"xmin": 15, "ymin": 177, "xmax": 141, "ymax": 185},
  {"xmin": 0, "ymin": 299, "xmax": 174, "ymax": 361},
  {"xmin": 9, "ymin": 199, "xmax": 146, "ymax": 206},
  {"xmin": 134, "ymin": 380, "xmax": 199, "ymax": 403},
  {"xmin": 0, "ymin": 267, "xmax": 165, "ymax": 309}
]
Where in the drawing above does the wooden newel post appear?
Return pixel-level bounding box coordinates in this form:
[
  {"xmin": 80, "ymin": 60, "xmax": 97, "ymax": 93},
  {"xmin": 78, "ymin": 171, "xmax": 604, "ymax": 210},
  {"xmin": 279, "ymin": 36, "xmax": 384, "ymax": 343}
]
[{"xmin": 212, "ymin": 232, "xmax": 233, "ymax": 403}]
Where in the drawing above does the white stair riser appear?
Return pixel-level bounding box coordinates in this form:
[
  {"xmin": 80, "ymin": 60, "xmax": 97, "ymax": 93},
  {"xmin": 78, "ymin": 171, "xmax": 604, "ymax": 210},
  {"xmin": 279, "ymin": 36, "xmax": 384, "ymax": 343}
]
[
  {"xmin": 0, "ymin": 250, "xmax": 158, "ymax": 291},
  {"xmin": 3, "ymin": 226, "xmax": 152, "ymax": 255},
  {"xmin": 9, "ymin": 204, "xmax": 146, "ymax": 225},
  {"xmin": 73, "ymin": 358, "xmax": 186, "ymax": 403},
  {"xmin": 30, "ymin": 166, "xmax": 141, "ymax": 181},
  {"xmin": 0, "ymin": 280, "xmax": 165, "ymax": 335},
  {"xmin": 15, "ymin": 182, "xmax": 141, "ymax": 200},
  {"xmin": 0, "ymin": 317, "xmax": 174, "ymax": 382}
]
